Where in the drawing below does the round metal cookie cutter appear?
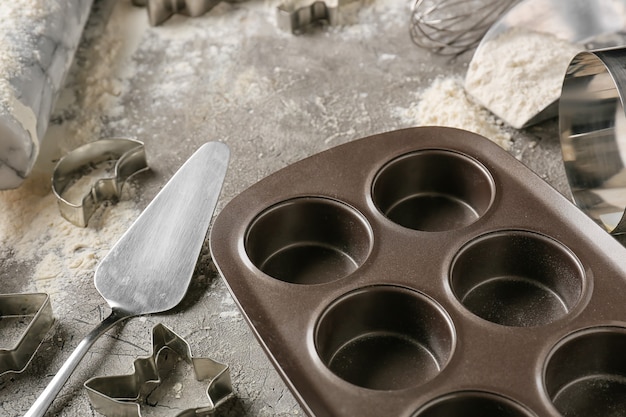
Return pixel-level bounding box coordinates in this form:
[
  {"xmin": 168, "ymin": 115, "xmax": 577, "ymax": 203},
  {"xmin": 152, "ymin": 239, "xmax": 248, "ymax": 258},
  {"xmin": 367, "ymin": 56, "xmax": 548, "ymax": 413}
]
[{"xmin": 559, "ymin": 47, "xmax": 626, "ymax": 238}]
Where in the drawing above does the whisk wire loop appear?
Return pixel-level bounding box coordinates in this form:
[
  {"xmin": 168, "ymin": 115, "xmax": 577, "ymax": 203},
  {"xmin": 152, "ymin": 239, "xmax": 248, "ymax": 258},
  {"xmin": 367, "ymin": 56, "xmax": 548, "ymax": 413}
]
[{"xmin": 410, "ymin": 0, "xmax": 518, "ymax": 56}]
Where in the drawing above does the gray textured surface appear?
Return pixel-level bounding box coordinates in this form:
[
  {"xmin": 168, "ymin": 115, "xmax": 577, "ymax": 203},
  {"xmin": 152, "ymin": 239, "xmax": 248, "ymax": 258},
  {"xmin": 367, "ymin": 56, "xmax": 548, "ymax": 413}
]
[{"xmin": 1, "ymin": 0, "xmax": 570, "ymax": 415}]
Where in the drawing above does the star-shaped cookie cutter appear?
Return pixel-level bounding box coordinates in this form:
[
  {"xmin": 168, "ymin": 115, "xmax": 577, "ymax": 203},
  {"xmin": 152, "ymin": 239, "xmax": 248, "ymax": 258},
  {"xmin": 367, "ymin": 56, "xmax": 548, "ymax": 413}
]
[
  {"xmin": 276, "ymin": 0, "xmax": 359, "ymax": 33},
  {"xmin": 84, "ymin": 323, "xmax": 233, "ymax": 417},
  {"xmin": 132, "ymin": 0, "xmax": 223, "ymax": 26},
  {"xmin": 52, "ymin": 138, "xmax": 149, "ymax": 227},
  {"xmin": 0, "ymin": 293, "xmax": 54, "ymax": 376}
]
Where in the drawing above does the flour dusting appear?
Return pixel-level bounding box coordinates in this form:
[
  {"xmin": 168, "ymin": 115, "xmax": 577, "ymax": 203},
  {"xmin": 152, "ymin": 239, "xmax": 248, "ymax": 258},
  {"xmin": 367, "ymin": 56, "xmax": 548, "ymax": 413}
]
[
  {"xmin": 0, "ymin": 171, "xmax": 140, "ymax": 295},
  {"xmin": 465, "ymin": 27, "xmax": 582, "ymax": 129},
  {"xmin": 0, "ymin": 2, "xmax": 145, "ymax": 295},
  {"xmin": 397, "ymin": 76, "xmax": 512, "ymax": 149}
]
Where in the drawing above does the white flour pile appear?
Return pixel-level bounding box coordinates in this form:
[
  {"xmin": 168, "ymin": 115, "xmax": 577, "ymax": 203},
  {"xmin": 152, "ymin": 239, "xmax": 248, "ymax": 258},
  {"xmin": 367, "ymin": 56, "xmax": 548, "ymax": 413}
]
[
  {"xmin": 465, "ymin": 27, "xmax": 582, "ymax": 129},
  {"xmin": 397, "ymin": 76, "xmax": 513, "ymax": 149}
]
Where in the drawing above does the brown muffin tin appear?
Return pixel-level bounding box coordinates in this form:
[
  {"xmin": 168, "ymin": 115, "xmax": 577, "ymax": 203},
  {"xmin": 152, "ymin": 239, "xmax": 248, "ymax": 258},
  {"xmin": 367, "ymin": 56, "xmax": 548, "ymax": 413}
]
[{"xmin": 209, "ymin": 127, "xmax": 626, "ymax": 417}]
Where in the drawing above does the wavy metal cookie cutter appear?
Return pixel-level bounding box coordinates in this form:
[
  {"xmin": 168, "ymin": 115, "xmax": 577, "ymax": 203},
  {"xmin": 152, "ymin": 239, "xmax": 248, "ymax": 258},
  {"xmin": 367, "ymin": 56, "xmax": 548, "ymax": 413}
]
[
  {"xmin": 84, "ymin": 323, "xmax": 233, "ymax": 417},
  {"xmin": 132, "ymin": 0, "xmax": 223, "ymax": 26},
  {"xmin": 0, "ymin": 293, "xmax": 54, "ymax": 376},
  {"xmin": 52, "ymin": 138, "xmax": 149, "ymax": 228},
  {"xmin": 276, "ymin": 0, "xmax": 358, "ymax": 33}
]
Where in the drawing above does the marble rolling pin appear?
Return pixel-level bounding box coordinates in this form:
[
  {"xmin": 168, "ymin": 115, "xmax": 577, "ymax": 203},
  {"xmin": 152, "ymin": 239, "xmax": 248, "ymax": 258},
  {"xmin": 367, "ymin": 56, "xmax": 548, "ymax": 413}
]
[{"xmin": 0, "ymin": 0, "xmax": 93, "ymax": 189}]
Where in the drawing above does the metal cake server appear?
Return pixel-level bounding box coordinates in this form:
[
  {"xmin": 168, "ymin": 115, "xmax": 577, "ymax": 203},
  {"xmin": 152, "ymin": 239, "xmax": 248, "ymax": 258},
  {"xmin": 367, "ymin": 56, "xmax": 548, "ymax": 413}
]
[{"xmin": 25, "ymin": 141, "xmax": 230, "ymax": 417}]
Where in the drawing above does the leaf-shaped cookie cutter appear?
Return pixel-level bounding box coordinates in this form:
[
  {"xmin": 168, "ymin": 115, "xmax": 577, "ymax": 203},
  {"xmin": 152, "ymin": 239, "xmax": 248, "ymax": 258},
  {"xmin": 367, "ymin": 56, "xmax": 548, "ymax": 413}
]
[
  {"xmin": 52, "ymin": 138, "xmax": 149, "ymax": 227},
  {"xmin": 84, "ymin": 323, "xmax": 233, "ymax": 417},
  {"xmin": 0, "ymin": 293, "xmax": 54, "ymax": 376}
]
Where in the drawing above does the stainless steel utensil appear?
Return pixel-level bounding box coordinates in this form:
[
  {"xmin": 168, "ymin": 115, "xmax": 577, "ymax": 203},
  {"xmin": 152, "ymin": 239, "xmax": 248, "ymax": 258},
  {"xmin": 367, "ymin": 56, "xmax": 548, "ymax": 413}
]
[
  {"xmin": 465, "ymin": 0, "xmax": 626, "ymax": 129},
  {"xmin": 131, "ymin": 0, "xmax": 222, "ymax": 26},
  {"xmin": 0, "ymin": 293, "xmax": 54, "ymax": 376},
  {"xmin": 25, "ymin": 141, "xmax": 230, "ymax": 417},
  {"xmin": 409, "ymin": 0, "xmax": 518, "ymax": 56},
  {"xmin": 52, "ymin": 138, "xmax": 149, "ymax": 227},
  {"xmin": 559, "ymin": 48, "xmax": 626, "ymax": 237},
  {"xmin": 84, "ymin": 323, "xmax": 233, "ymax": 416}
]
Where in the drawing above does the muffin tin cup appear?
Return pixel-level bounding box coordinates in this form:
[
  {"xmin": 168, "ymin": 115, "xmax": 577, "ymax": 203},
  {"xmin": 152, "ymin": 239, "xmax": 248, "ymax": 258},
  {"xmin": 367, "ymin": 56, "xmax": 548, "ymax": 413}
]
[
  {"xmin": 210, "ymin": 127, "xmax": 626, "ymax": 417},
  {"xmin": 244, "ymin": 197, "xmax": 373, "ymax": 285},
  {"xmin": 450, "ymin": 230, "xmax": 585, "ymax": 328},
  {"xmin": 544, "ymin": 326, "xmax": 626, "ymax": 416},
  {"xmin": 315, "ymin": 285, "xmax": 455, "ymax": 391},
  {"xmin": 413, "ymin": 391, "xmax": 538, "ymax": 417},
  {"xmin": 371, "ymin": 150, "xmax": 495, "ymax": 232}
]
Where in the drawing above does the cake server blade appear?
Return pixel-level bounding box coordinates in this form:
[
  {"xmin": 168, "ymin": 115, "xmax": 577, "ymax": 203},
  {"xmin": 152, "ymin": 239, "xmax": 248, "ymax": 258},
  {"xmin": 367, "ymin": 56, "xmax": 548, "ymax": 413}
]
[{"xmin": 25, "ymin": 141, "xmax": 230, "ymax": 417}]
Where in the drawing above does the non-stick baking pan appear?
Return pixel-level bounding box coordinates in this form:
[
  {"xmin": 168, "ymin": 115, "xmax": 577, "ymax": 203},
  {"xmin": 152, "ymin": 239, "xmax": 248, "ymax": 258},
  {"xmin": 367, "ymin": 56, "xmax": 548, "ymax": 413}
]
[{"xmin": 210, "ymin": 126, "xmax": 626, "ymax": 417}]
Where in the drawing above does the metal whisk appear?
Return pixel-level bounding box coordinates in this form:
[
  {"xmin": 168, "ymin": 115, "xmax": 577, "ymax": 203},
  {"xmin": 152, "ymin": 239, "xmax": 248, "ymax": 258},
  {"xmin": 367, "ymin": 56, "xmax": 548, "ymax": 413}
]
[{"xmin": 410, "ymin": 0, "xmax": 518, "ymax": 56}]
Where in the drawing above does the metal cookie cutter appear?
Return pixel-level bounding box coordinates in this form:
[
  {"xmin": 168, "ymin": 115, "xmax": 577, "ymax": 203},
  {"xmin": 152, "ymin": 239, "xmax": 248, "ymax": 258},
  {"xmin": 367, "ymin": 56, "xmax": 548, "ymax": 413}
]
[
  {"xmin": 84, "ymin": 323, "xmax": 233, "ymax": 417},
  {"xmin": 132, "ymin": 0, "xmax": 223, "ymax": 26},
  {"xmin": 559, "ymin": 47, "xmax": 626, "ymax": 238},
  {"xmin": 0, "ymin": 293, "xmax": 54, "ymax": 376},
  {"xmin": 276, "ymin": 0, "xmax": 357, "ymax": 33},
  {"xmin": 52, "ymin": 138, "xmax": 149, "ymax": 228}
]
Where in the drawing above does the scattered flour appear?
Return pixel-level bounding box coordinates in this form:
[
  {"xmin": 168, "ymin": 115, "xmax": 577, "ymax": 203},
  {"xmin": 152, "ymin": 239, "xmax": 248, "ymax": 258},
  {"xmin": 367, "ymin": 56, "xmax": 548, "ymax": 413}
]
[
  {"xmin": 465, "ymin": 27, "xmax": 582, "ymax": 129},
  {"xmin": 219, "ymin": 310, "xmax": 242, "ymax": 320},
  {"xmin": 46, "ymin": 1, "xmax": 149, "ymax": 156},
  {"xmin": 0, "ymin": 2, "xmax": 146, "ymax": 296},
  {"xmin": 0, "ymin": 171, "xmax": 140, "ymax": 295},
  {"xmin": 330, "ymin": 0, "xmax": 408, "ymax": 39},
  {"xmin": 397, "ymin": 76, "xmax": 512, "ymax": 149}
]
